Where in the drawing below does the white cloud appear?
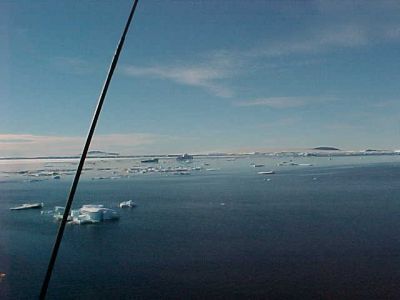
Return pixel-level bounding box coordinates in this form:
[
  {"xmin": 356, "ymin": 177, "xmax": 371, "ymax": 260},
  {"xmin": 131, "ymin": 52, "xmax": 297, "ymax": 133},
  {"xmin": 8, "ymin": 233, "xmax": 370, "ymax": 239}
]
[
  {"xmin": 123, "ymin": 63, "xmax": 234, "ymax": 98},
  {"xmin": 235, "ymin": 97, "xmax": 311, "ymax": 108},
  {"xmin": 257, "ymin": 116, "xmax": 303, "ymax": 129},
  {"xmin": 120, "ymin": 1, "xmax": 400, "ymax": 102},
  {"xmin": 247, "ymin": 25, "xmax": 368, "ymax": 58},
  {"xmin": 369, "ymin": 99, "xmax": 400, "ymax": 108},
  {"xmin": 120, "ymin": 24, "xmax": 378, "ymax": 100},
  {"xmin": 0, "ymin": 133, "xmax": 174, "ymax": 157},
  {"xmin": 51, "ymin": 57, "xmax": 92, "ymax": 74},
  {"xmin": 385, "ymin": 26, "xmax": 400, "ymax": 39}
]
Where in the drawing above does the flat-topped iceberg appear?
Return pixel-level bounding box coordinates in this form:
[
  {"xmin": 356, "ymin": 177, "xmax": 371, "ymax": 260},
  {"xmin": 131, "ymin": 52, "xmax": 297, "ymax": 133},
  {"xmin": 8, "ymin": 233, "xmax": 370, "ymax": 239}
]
[
  {"xmin": 53, "ymin": 204, "xmax": 119, "ymax": 224},
  {"xmin": 10, "ymin": 202, "xmax": 43, "ymax": 210}
]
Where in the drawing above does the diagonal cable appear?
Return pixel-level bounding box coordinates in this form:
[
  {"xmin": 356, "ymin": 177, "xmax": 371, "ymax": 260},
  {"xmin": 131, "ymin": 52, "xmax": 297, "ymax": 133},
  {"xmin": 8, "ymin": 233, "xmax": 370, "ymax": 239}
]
[{"xmin": 39, "ymin": 1, "xmax": 139, "ymax": 298}]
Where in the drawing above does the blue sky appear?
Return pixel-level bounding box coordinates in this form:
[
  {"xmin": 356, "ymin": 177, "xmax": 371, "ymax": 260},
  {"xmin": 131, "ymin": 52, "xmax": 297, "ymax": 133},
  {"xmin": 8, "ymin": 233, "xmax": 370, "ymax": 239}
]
[{"xmin": 1, "ymin": 0, "xmax": 400, "ymax": 156}]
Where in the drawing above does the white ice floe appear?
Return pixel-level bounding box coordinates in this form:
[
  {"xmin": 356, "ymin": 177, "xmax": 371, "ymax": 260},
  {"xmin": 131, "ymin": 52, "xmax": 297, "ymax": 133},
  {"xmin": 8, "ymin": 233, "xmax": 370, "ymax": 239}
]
[
  {"xmin": 119, "ymin": 200, "xmax": 136, "ymax": 208},
  {"xmin": 250, "ymin": 163, "xmax": 265, "ymax": 167},
  {"xmin": 10, "ymin": 202, "xmax": 43, "ymax": 210},
  {"xmin": 257, "ymin": 171, "xmax": 275, "ymax": 175}
]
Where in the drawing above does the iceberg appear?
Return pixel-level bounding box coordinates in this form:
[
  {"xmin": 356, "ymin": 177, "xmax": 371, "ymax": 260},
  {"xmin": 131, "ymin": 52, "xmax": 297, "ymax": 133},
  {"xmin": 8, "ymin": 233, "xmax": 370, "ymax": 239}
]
[
  {"xmin": 257, "ymin": 171, "xmax": 275, "ymax": 175},
  {"xmin": 10, "ymin": 203, "xmax": 43, "ymax": 210},
  {"xmin": 119, "ymin": 200, "xmax": 136, "ymax": 208},
  {"xmin": 53, "ymin": 204, "xmax": 119, "ymax": 224}
]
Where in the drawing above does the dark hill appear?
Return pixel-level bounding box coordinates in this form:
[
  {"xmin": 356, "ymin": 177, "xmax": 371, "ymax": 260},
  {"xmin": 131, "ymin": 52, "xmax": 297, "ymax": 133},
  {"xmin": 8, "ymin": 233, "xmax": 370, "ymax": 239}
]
[{"xmin": 313, "ymin": 146, "xmax": 340, "ymax": 151}]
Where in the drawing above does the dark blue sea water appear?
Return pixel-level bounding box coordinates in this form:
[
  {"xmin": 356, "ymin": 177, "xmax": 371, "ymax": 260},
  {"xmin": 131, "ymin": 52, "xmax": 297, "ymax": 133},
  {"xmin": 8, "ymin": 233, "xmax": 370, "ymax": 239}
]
[{"xmin": 1, "ymin": 156, "xmax": 400, "ymax": 299}]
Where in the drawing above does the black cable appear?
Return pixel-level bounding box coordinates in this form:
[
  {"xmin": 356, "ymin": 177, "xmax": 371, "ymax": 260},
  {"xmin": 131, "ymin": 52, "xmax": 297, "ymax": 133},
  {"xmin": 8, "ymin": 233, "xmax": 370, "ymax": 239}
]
[{"xmin": 39, "ymin": 1, "xmax": 139, "ymax": 298}]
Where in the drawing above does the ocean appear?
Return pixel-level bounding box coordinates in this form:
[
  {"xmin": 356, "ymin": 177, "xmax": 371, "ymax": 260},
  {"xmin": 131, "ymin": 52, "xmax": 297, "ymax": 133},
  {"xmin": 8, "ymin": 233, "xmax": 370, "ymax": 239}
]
[{"xmin": 0, "ymin": 155, "xmax": 400, "ymax": 299}]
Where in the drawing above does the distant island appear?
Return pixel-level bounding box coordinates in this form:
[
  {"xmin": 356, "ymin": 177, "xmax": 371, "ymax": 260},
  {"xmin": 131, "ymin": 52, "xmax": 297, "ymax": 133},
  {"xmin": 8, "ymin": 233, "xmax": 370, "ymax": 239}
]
[
  {"xmin": 364, "ymin": 149, "xmax": 388, "ymax": 152},
  {"xmin": 313, "ymin": 146, "xmax": 340, "ymax": 151},
  {"xmin": 2, "ymin": 147, "xmax": 400, "ymax": 161},
  {"xmin": 87, "ymin": 150, "xmax": 119, "ymax": 157}
]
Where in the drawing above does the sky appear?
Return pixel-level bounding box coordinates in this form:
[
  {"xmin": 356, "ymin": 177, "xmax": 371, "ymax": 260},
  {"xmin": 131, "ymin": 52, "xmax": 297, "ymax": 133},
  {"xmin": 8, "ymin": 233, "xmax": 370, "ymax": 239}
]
[{"xmin": 1, "ymin": 0, "xmax": 400, "ymax": 157}]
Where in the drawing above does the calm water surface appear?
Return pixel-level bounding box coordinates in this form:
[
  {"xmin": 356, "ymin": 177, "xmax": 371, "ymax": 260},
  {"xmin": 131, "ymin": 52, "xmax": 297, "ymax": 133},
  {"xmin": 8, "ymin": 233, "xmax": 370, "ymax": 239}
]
[{"xmin": 0, "ymin": 156, "xmax": 400, "ymax": 299}]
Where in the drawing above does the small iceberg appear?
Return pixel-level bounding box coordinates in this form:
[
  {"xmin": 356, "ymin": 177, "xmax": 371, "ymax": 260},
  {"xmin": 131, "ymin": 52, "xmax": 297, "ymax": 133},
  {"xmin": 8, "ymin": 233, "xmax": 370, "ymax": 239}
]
[
  {"xmin": 278, "ymin": 161, "xmax": 298, "ymax": 166},
  {"xmin": 278, "ymin": 162, "xmax": 312, "ymax": 167},
  {"xmin": 174, "ymin": 171, "xmax": 191, "ymax": 175},
  {"xmin": 141, "ymin": 158, "xmax": 159, "ymax": 163},
  {"xmin": 257, "ymin": 171, "xmax": 275, "ymax": 175},
  {"xmin": 10, "ymin": 203, "xmax": 43, "ymax": 210},
  {"xmin": 119, "ymin": 200, "xmax": 136, "ymax": 208},
  {"xmin": 251, "ymin": 163, "xmax": 265, "ymax": 167},
  {"xmin": 176, "ymin": 153, "xmax": 193, "ymax": 161}
]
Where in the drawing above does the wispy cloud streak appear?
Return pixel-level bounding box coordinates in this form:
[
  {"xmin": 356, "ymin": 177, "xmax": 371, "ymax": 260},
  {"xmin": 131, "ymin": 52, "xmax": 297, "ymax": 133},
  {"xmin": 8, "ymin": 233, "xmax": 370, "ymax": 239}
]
[
  {"xmin": 121, "ymin": 1, "xmax": 400, "ymax": 101},
  {"xmin": 123, "ymin": 62, "xmax": 234, "ymax": 98},
  {"xmin": 248, "ymin": 25, "xmax": 368, "ymax": 58},
  {"xmin": 51, "ymin": 56, "xmax": 92, "ymax": 75},
  {"xmin": 235, "ymin": 97, "xmax": 316, "ymax": 108}
]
